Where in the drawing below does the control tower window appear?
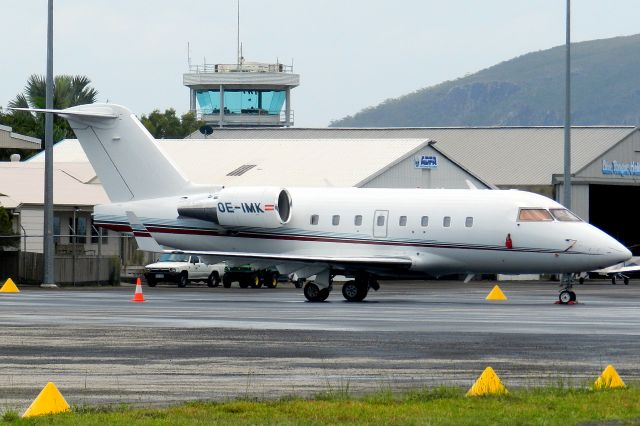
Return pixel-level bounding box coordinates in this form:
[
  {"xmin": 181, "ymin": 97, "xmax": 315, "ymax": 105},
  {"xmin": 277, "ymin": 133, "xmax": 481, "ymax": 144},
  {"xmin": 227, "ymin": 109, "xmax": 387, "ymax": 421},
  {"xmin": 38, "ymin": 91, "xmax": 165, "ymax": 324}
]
[
  {"xmin": 196, "ymin": 89, "xmax": 286, "ymax": 115},
  {"xmin": 517, "ymin": 208, "xmax": 553, "ymax": 222}
]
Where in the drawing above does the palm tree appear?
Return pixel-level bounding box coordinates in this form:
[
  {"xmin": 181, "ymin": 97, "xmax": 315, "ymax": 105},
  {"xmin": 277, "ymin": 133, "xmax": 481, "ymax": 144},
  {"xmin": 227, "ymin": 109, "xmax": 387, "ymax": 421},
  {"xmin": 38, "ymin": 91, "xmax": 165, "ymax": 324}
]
[{"xmin": 4, "ymin": 74, "xmax": 98, "ymax": 143}]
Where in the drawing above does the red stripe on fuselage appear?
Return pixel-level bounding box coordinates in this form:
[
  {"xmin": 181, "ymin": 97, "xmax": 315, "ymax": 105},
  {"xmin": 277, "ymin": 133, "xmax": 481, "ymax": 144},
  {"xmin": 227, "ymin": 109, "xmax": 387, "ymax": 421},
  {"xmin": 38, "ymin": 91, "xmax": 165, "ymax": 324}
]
[{"xmin": 94, "ymin": 221, "xmax": 568, "ymax": 254}]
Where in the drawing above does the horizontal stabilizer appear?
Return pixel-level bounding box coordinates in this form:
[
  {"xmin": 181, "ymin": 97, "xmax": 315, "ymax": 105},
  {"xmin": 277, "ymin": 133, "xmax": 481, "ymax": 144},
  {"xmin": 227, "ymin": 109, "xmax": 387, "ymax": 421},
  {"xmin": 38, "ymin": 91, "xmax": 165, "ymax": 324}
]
[{"xmin": 9, "ymin": 106, "xmax": 118, "ymax": 119}]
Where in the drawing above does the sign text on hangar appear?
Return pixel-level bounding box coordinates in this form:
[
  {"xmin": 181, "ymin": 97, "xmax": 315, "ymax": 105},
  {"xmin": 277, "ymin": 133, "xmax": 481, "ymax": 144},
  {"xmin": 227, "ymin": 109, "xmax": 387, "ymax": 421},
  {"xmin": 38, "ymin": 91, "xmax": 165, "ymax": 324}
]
[
  {"xmin": 602, "ymin": 160, "xmax": 640, "ymax": 176},
  {"xmin": 415, "ymin": 155, "xmax": 438, "ymax": 169}
]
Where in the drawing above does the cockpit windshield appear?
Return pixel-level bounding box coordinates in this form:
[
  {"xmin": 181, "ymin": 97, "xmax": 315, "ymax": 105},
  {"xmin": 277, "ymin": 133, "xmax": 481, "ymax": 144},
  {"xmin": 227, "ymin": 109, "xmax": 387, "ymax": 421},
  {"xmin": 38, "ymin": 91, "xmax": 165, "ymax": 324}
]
[
  {"xmin": 517, "ymin": 208, "xmax": 553, "ymax": 221},
  {"xmin": 549, "ymin": 208, "xmax": 582, "ymax": 222}
]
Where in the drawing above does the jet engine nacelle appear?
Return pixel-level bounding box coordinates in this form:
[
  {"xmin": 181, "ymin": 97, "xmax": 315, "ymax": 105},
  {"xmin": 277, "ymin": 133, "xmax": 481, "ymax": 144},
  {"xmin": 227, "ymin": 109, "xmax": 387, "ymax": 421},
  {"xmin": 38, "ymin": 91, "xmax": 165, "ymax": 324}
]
[{"xmin": 178, "ymin": 187, "xmax": 292, "ymax": 229}]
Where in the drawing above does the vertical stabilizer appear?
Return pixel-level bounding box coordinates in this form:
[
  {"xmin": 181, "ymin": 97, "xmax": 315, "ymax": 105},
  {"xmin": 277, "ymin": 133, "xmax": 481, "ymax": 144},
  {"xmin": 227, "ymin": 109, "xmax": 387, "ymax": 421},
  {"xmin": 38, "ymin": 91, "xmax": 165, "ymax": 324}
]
[{"xmin": 60, "ymin": 104, "xmax": 192, "ymax": 202}]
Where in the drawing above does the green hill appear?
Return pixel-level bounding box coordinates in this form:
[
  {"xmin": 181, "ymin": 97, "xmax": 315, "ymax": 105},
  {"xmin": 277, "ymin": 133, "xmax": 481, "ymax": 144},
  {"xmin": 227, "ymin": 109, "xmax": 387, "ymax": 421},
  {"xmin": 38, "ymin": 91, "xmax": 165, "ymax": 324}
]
[{"xmin": 331, "ymin": 34, "xmax": 640, "ymax": 127}]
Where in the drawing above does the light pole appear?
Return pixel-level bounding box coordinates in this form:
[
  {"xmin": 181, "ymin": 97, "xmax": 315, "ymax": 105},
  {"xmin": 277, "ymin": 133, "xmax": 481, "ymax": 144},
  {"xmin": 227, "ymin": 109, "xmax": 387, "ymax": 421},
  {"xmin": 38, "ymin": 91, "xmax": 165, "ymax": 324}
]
[
  {"xmin": 563, "ymin": 0, "xmax": 572, "ymax": 210},
  {"xmin": 42, "ymin": 0, "xmax": 56, "ymax": 287}
]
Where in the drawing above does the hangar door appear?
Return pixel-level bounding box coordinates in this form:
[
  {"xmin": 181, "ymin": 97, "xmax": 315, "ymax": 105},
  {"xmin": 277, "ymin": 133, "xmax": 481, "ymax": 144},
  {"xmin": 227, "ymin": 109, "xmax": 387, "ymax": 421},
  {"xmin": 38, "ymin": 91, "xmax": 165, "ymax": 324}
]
[{"xmin": 589, "ymin": 184, "xmax": 640, "ymax": 256}]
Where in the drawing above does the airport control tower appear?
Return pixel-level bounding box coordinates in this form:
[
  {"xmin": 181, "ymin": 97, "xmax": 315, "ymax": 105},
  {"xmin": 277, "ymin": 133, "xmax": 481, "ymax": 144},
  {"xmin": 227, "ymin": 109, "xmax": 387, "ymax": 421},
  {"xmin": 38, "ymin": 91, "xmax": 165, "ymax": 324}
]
[{"xmin": 183, "ymin": 60, "xmax": 299, "ymax": 128}]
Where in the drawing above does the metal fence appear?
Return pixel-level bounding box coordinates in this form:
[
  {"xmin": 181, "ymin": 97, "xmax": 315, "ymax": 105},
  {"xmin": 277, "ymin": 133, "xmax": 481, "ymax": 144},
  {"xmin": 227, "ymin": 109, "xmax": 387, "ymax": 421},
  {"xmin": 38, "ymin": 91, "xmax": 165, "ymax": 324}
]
[
  {"xmin": 0, "ymin": 231, "xmax": 146, "ymax": 285},
  {"xmin": 0, "ymin": 251, "xmax": 120, "ymax": 286}
]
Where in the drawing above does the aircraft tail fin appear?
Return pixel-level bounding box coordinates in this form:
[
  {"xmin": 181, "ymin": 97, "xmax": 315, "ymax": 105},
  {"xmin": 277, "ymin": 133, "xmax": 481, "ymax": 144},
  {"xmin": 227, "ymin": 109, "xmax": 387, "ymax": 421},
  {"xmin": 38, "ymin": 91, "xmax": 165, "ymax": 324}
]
[{"xmin": 12, "ymin": 104, "xmax": 194, "ymax": 202}]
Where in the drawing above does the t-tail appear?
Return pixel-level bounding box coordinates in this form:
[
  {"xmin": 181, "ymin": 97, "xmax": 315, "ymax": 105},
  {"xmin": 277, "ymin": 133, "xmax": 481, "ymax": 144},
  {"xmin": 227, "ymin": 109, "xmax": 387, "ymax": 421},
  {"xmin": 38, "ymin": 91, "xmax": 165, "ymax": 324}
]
[{"xmin": 12, "ymin": 103, "xmax": 198, "ymax": 202}]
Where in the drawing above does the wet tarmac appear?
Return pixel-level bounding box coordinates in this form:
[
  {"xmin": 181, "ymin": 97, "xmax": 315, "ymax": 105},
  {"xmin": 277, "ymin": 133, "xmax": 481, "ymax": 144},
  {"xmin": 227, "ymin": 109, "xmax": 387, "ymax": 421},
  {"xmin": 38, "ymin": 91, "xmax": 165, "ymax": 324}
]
[{"xmin": 0, "ymin": 280, "xmax": 639, "ymax": 409}]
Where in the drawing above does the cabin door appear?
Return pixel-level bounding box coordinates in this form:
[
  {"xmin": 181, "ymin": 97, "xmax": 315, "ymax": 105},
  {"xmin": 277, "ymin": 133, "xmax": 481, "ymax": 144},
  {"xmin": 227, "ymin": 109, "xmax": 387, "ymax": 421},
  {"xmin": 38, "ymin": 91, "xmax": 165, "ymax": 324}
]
[{"xmin": 373, "ymin": 210, "xmax": 389, "ymax": 238}]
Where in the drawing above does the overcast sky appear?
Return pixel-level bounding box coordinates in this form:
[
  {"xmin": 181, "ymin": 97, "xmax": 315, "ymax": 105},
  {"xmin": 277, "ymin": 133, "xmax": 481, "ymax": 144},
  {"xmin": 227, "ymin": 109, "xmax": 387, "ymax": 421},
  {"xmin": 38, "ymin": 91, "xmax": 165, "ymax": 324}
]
[{"xmin": 1, "ymin": 1, "xmax": 639, "ymax": 127}]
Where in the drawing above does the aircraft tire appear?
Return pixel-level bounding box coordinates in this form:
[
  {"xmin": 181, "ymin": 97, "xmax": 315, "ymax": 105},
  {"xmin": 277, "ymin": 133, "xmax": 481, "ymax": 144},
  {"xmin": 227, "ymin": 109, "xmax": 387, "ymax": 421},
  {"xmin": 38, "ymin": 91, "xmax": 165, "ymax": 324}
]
[
  {"xmin": 624, "ymin": 277, "xmax": 629, "ymax": 285},
  {"xmin": 304, "ymin": 283, "xmax": 329, "ymax": 302},
  {"xmin": 611, "ymin": 276, "xmax": 616, "ymax": 285},
  {"xmin": 342, "ymin": 280, "xmax": 368, "ymax": 302},
  {"xmin": 578, "ymin": 277, "xmax": 585, "ymax": 285},
  {"xmin": 558, "ymin": 290, "xmax": 572, "ymax": 304},
  {"xmin": 569, "ymin": 291, "xmax": 577, "ymax": 302},
  {"xmin": 178, "ymin": 273, "xmax": 188, "ymax": 288},
  {"xmin": 146, "ymin": 276, "xmax": 157, "ymax": 287}
]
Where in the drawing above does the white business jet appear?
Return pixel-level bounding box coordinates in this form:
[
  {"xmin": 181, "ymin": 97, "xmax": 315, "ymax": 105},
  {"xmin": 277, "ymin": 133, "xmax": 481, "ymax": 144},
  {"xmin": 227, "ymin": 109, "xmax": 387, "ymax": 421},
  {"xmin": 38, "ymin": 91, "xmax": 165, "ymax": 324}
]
[{"xmin": 17, "ymin": 104, "xmax": 631, "ymax": 303}]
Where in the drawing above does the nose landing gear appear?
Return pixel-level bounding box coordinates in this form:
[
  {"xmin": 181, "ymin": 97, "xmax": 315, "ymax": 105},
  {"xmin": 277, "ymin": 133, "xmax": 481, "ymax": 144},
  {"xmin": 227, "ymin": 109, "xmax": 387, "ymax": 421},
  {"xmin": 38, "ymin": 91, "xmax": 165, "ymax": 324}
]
[{"xmin": 557, "ymin": 273, "xmax": 577, "ymax": 305}]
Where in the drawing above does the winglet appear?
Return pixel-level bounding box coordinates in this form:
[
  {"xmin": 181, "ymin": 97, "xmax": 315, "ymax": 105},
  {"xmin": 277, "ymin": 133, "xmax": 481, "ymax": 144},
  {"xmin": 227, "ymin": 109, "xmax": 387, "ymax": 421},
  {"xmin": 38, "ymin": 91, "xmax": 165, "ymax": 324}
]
[{"xmin": 125, "ymin": 211, "xmax": 163, "ymax": 252}]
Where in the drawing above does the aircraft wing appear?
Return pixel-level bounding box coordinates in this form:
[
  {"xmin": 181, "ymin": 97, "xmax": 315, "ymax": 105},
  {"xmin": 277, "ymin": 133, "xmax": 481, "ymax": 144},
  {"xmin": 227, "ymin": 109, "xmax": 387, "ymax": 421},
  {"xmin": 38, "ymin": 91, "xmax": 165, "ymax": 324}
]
[
  {"xmin": 610, "ymin": 264, "xmax": 640, "ymax": 274},
  {"xmin": 164, "ymin": 248, "xmax": 414, "ymax": 270},
  {"xmin": 124, "ymin": 211, "xmax": 412, "ymax": 270}
]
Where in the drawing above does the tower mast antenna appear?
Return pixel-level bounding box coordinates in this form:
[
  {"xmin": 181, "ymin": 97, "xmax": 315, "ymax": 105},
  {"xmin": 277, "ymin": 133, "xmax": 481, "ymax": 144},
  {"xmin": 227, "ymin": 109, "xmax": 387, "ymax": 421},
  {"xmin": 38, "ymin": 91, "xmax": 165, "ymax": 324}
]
[{"xmin": 236, "ymin": 0, "xmax": 241, "ymax": 68}]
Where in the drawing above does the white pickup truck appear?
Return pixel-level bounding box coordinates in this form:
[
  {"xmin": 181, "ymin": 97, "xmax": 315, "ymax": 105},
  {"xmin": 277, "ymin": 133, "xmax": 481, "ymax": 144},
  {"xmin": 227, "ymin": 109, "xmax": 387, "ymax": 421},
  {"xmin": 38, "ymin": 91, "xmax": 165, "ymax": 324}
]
[{"xmin": 143, "ymin": 253, "xmax": 225, "ymax": 288}]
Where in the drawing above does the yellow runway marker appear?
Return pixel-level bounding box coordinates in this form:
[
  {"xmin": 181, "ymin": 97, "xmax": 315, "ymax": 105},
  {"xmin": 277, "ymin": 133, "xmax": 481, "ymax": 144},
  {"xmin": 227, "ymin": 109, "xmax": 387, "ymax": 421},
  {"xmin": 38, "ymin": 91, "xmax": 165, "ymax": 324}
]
[
  {"xmin": 22, "ymin": 382, "xmax": 70, "ymax": 418},
  {"xmin": 0, "ymin": 278, "xmax": 19, "ymax": 293},
  {"xmin": 467, "ymin": 366, "xmax": 508, "ymax": 397},
  {"xmin": 594, "ymin": 364, "xmax": 626, "ymax": 390},
  {"xmin": 486, "ymin": 285, "xmax": 507, "ymax": 301}
]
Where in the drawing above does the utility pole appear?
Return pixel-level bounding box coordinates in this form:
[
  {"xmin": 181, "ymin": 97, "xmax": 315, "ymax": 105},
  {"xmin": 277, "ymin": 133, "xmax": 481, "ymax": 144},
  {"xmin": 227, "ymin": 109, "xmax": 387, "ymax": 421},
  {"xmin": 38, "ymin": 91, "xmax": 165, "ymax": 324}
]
[
  {"xmin": 42, "ymin": 0, "xmax": 56, "ymax": 287},
  {"xmin": 563, "ymin": 0, "xmax": 572, "ymax": 210}
]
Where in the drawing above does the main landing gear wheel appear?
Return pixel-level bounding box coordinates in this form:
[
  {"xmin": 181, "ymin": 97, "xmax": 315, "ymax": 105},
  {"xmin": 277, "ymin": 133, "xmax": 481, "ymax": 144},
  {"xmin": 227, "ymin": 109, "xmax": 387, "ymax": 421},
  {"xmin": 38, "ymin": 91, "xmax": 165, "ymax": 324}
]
[
  {"xmin": 303, "ymin": 282, "xmax": 329, "ymax": 302},
  {"xmin": 341, "ymin": 280, "xmax": 368, "ymax": 302},
  {"xmin": 146, "ymin": 277, "xmax": 157, "ymax": 287}
]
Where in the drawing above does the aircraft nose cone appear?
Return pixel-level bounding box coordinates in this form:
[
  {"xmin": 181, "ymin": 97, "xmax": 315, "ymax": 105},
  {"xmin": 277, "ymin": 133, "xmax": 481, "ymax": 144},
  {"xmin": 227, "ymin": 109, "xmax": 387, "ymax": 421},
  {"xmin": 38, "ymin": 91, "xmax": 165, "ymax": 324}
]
[{"xmin": 612, "ymin": 244, "xmax": 633, "ymax": 263}]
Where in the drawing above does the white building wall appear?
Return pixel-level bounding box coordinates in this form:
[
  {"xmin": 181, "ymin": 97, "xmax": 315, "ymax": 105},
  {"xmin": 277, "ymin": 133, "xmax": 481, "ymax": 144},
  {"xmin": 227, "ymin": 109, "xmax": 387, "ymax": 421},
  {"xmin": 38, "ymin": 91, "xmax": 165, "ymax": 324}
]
[
  {"xmin": 362, "ymin": 146, "xmax": 489, "ymax": 189},
  {"xmin": 18, "ymin": 207, "xmax": 120, "ymax": 255},
  {"xmin": 20, "ymin": 207, "xmax": 44, "ymax": 253}
]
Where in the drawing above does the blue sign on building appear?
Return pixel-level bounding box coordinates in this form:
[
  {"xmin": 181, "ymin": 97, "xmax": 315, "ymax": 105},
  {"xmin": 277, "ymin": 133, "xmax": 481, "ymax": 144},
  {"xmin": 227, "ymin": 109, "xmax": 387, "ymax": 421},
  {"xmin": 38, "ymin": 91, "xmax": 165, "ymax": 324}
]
[
  {"xmin": 415, "ymin": 155, "xmax": 438, "ymax": 169},
  {"xmin": 602, "ymin": 160, "xmax": 640, "ymax": 176}
]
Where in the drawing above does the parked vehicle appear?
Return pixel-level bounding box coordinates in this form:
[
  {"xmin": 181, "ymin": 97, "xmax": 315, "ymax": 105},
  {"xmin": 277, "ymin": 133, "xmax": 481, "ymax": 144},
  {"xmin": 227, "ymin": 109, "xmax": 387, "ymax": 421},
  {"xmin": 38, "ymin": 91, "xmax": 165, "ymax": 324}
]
[
  {"xmin": 144, "ymin": 254, "xmax": 224, "ymax": 288},
  {"xmin": 222, "ymin": 265, "xmax": 281, "ymax": 289}
]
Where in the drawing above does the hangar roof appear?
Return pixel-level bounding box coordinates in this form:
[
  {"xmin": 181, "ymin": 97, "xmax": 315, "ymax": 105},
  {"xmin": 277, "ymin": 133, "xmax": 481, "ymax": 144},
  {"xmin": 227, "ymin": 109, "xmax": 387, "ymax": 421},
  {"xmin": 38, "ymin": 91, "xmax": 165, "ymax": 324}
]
[
  {"xmin": 0, "ymin": 162, "xmax": 108, "ymax": 208},
  {"xmin": 32, "ymin": 138, "xmax": 453, "ymax": 188},
  {"xmin": 0, "ymin": 124, "xmax": 41, "ymax": 150},
  {"xmin": 187, "ymin": 126, "xmax": 637, "ymax": 186}
]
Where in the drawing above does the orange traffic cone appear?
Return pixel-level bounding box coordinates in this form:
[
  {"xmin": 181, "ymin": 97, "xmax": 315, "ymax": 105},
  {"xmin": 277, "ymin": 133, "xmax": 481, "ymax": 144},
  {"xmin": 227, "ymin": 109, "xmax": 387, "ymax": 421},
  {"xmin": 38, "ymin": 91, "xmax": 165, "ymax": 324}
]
[{"xmin": 132, "ymin": 277, "xmax": 145, "ymax": 302}]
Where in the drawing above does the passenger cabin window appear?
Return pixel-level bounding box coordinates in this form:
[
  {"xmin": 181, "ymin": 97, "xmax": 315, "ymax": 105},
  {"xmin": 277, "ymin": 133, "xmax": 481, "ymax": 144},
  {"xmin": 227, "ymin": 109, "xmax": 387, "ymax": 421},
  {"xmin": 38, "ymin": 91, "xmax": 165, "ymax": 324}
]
[
  {"xmin": 421, "ymin": 216, "xmax": 429, "ymax": 227},
  {"xmin": 443, "ymin": 216, "xmax": 451, "ymax": 227},
  {"xmin": 310, "ymin": 214, "xmax": 319, "ymax": 225},
  {"xmin": 465, "ymin": 217, "xmax": 474, "ymax": 228},
  {"xmin": 399, "ymin": 216, "xmax": 407, "ymax": 226},
  {"xmin": 332, "ymin": 215, "xmax": 340, "ymax": 226},
  {"xmin": 517, "ymin": 208, "xmax": 553, "ymax": 222},
  {"xmin": 550, "ymin": 208, "xmax": 582, "ymax": 222},
  {"xmin": 377, "ymin": 215, "xmax": 385, "ymax": 226},
  {"xmin": 354, "ymin": 215, "xmax": 363, "ymax": 226}
]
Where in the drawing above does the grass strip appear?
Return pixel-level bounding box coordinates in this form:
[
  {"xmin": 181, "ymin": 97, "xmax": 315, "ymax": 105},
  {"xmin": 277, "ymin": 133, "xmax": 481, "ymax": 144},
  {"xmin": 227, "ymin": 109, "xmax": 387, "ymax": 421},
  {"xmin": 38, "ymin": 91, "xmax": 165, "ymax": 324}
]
[{"xmin": 2, "ymin": 385, "xmax": 640, "ymax": 425}]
